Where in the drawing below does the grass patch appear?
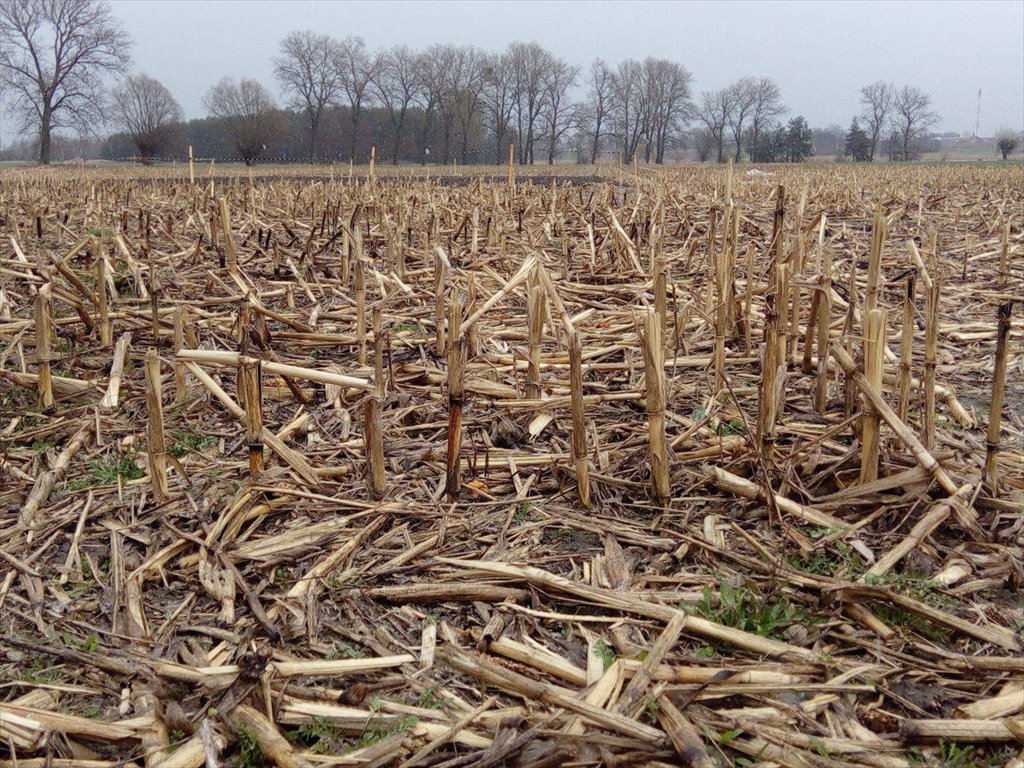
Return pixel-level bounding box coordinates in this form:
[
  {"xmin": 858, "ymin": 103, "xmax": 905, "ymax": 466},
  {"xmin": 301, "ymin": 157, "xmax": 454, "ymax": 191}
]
[
  {"xmin": 786, "ymin": 542, "xmax": 865, "ymax": 579},
  {"xmin": 231, "ymin": 725, "xmax": 265, "ymax": 767},
  {"xmin": 290, "ymin": 717, "xmax": 347, "ymax": 755},
  {"xmin": 169, "ymin": 430, "xmax": 218, "ymax": 458},
  {"xmin": 715, "ymin": 418, "xmax": 748, "ymax": 436},
  {"xmin": 688, "ymin": 581, "xmax": 806, "ymax": 640},
  {"xmin": 908, "ymin": 741, "xmax": 1019, "ymax": 768},
  {"xmin": 66, "ymin": 453, "xmax": 144, "ymax": 490}
]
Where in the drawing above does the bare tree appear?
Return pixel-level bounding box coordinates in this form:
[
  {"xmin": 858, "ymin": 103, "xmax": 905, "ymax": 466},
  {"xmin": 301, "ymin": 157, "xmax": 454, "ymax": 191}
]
[
  {"xmin": 335, "ymin": 36, "xmax": 378, "ymax": 161},
  {"xmin": 691, "ymin": 128, "xmax": 715, "ymax": 162},
  {"xmin": 890, "ymin": 85, "xmax": 938, "ymax": 161},
  {"xmin": 541, "ymin": 57, "xmax": 578, "ymax": 164},
  {"xmin": 610, "ymin": 58, "xmax": 649, "ymax": 163},
  {"xmin": 111, "ymin": 73, "xmax": 182, "ymax": 163},
  {"xmin": 995, "ymin": 129, "xmax": 1020, "ymax": 160},
  {"xmin": 373, "ymin": 45, "xmax": 421, "ymax": 164},
  {"xmin": 481, "ymin": 51, "xmax": 515, "ymax": 164},
  {"xmin": 413, "ymin": 49, "xmax": 439, "ymax": 164},
  {"xmin": 507, "ymin": 41, "xmax": 551, "ymax": 164},
  {"xmin": 273, "ymin": 31, "xmax": 343, "ymax": 162},
  {"xmin": 416, "ymin": 44, "xmax": 486, "ymax": 164},
  {"xmin": 584, "ymin": 58, "xmax": 613, "ymax": 163},
  {"xmin": 726, "ymin": 76, "xmax": 758, "ymax": 161},
  {"xmin": 452, "ymin": 46, "xmax": 487, "ymax": 164},
  {"xmin": 745, "ymin": 76, "xmax": 785, "ymax": 159},
  {"xmin": 642, "ymin": 57, "xmax": 693, "ymax": 164},
  {"xmin": 0, "ymin": 0, "xmax": 131, "ymax": 164},
  {"xmin": 203, "ymin": 77, "xmax": 283, "ymax": 165},
  {"xmin": 859, "ymin": 80, "xmax": 892, "ymax": 161},
  {"xmin": 695, "ymin": 88, "xmax": 734, "ymax": 163}
]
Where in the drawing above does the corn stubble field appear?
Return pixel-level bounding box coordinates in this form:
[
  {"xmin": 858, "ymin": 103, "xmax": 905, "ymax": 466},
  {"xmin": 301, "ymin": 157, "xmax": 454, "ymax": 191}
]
[{"xmin": 0, "ymin": 161, "xmax": 1021, "ymax": 768}]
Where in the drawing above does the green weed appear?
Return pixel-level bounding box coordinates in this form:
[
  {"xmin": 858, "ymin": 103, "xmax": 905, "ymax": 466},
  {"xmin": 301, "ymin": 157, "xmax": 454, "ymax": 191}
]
[
  {"xmin": 715, "ymin": 418, "xmax": 748, "ymax": 436},
  {"xmin": 688, "ymin": 581, "xmax": 806, "ymax": 640},
  {"xmin": 292, "ymin": 717, "xmax": 347, "ymax": 755},
  {"xmin": 593, "ymin": 638, "xmax": 616, "ymax": 670},
  {"xmin": 787, "ymin": 542, "xmax": 865, "ymax": 579},
  {"xmin": 66, "ymin": 453, "xmax": 144, "ymax": 490},
  {"xmin": 170, "ymin": 431, "xmax": 217, "ymax": 458},
  {"xmin": 231, "ymin": 725, "xmax": 265, "ymax": 767}
]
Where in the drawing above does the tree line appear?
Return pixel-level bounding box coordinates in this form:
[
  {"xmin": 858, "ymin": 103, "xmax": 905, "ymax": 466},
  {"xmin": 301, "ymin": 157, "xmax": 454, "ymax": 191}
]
[{"xmin": 6, "ymin": 0, "xmax": 1016, "ymax": 167}]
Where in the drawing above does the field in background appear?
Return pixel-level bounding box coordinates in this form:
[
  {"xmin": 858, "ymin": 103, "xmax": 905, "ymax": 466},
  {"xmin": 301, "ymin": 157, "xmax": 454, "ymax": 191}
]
[{"xmin": 0, "ymin": 162, "xmax": 1021, "ymax": 767}]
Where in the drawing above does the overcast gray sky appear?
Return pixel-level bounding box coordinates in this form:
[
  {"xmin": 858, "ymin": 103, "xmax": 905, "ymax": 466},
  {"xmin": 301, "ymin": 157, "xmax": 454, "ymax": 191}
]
[{"xmin": 110, "ymin": 0, "xmax": 1023, "ymax": 134}]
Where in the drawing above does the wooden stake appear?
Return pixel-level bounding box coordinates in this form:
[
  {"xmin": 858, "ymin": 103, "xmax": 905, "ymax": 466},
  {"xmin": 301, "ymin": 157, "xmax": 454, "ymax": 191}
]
[
  {"xmin": 998, "ymin": 220, "xmax": 1010, "ymax": 284},
  {"xmin": 93, "ymin": 239, "xmax": 112, "ymax": 348},
  {"xmin": 33, "ymin": 285, "xmax": 54, "ymax": 409},
  {"xmin": 860, "ymin": 308, "xmax": 886, "ymax": 483},
  {"xmin": 897, "ymin": 275, "xmax": 916, "ymax": 422},
  {"xmin": 434, "ymin": 247, "xmax": 449, "ymax": 355},
  {"xmin": 568, "ymin": 331, "xmax": 591, "ymax": 508},
  {"xmin": 173, "ymin": 305, "xmax": 187, "ymax": 403},
  {"xmin": 218, "ymin": 197, "xmax": 237, "ymax": 273},
  {"xmin": 642, "ymin": 309, "xmax": 670, "ymax": 505},
  {"xmin": 363, "ymin": 392, "xmax": 385, "ymax": 500},
  {"xmin": 923, "ymin": 281, "xmax": 940, "ymax": 450},
  {"xmin": 984, "ymin": 302, "xmax": 1012, "ymax": 494},
  {"xmin": 445, "ymin": 298, "xmax": 466, "ymax": 500},
  {"xmin": 526, "ymin": 270, "xmax": 545, "ymax": 400},
  {"xmin": 144, "ymin": 348, "xmax": 169, "ymax": 502},
  {"xmin": 758, "ymin": 293, "xmax": 780, "ymax": 458},
  {"xmin": 865, "ymin": 207, "xmax": 885, "ymax": 314},
  {"xmin": 239, "ymin": 359, "xmax": 264, "ymax": 480},
  {"xmin": 355, "ymin": 258, "xmax": 367, "ymax": 366},
  {"xmin": 814, "ymin": 255, "xmax": 832, "ymax": 413}
]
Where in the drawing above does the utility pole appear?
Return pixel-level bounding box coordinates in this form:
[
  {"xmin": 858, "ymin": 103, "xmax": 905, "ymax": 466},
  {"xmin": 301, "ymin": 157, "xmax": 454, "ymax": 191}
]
[{"xmin": 974, "ymin": 88, "xmax": 982, "ymax": 139}]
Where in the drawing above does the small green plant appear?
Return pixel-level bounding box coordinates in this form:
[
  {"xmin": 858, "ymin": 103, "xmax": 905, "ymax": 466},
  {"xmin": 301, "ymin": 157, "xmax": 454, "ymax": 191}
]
[
  {"xmin": 689, "ymin": 581, "xmax": 806, "ymax": 640},
  {"xmin": 294, "ymin": 717, "xmax": 347, "ymax": 755},
  {"xmin": 715, "ymin": 418, "xmax": 747, "ymax": 436},
  {"xmin": 21, "ymin": 655, "xmax": 63, "ymax": 684},
  {"xmin": 936, "ymin": 741, "xmax": 975, "ymax": 768},
  {"xmin": 231, "ymin": 725, "xmax": 265, "ymax": 767},
  {"xmin": 31, "ymin": 439, "xmax": 56, "ymax": 454},
  {"xmin": 512, "ymin": 502, "xmax": 532, "ymax": 522},
  {"xmin": 696, "ymin": 644, "xmax": 716, "ymax": 659},
  {"xmin": 170, "ymin": 431, "xmax": 218, "ymax": 458},
  {"xmin": 355, "ymin": 714, "xmax": 419, "ymax": 749},
  {"xmin": 593, "ymin": 638, "xmax": 616, "ymax": 670},
  {"xmin": 66, "ymin": 453, "xmax": 144, "ymax": 490},
  {"xmin": 787, "ymin": 542, "xmax": 865, "ymax": 579},
  {"xmin": 394, "ymin": 321, "xmax": 420, "ymax": 333},
  {"xmin": 332, "ymin": 640, "xmax": 367, "ymax": 659},
  {"xmin": 644, "ymin": 696, "xmax": 659, "ymax": 722},
  {"xmin": 413, "ymin": 688, "xmax": 441, "ymax": 709}
]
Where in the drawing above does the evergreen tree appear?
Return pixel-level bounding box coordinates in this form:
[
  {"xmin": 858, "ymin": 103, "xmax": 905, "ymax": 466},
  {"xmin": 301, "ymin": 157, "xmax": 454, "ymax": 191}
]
[
  {"xmin": 844, "ymin": 118, "xmax": 870, "ymax": 161},
  {"xmin": 784, "ymin": 116, "xmax": 813, "ymax": 162}
]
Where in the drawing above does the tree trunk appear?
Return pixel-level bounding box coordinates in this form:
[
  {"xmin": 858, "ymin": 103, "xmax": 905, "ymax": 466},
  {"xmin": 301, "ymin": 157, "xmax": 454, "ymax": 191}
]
[
  {"xmin": 39, "ymin": 108, "xmax": 53, "ymax": 165},
  {"xmin": 393, "ymin": 110, "xmax": 407, "ymax": 165},
  {"xmin": 350, "ymin": 107, "xmax": 361, "ymax": 162},
  {"xmin": 590, "ymin": 116, "xmax": 602, "ymax": 164},
  {"xmin": 309, "ymin": 117, "xmax": 319, "ymax": 163}
]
